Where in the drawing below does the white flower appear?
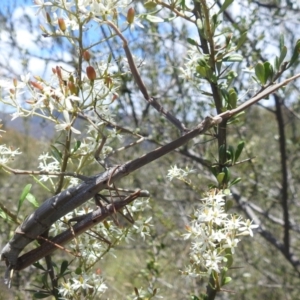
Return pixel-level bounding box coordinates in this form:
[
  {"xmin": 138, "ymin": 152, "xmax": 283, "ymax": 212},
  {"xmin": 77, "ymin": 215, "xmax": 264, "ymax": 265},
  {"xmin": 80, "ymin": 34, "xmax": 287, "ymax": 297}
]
[
  {"xmin": 184, "ymin": 191, "xmax": 258, "ymax": 278},
  {"xmin": 203, "ymin": 249, "xmax": 225, "ymax": 274},
  {"xmin": 55, "ymin": 110, "xmax": 81, "ymax": 134},
  {"xmin": 33, "ymin": 0, "xmax": 53, "ymax": 15},
  {"xmin": 224, "ymin": 236, "xmax": 240, "ymax": 254},
  {"xmin": 21, "ymin": 73, "xmax": 31, "ymax": 84},
  {"xmin": 0, "ymin": 145, "xmax": 22, "ymax": 165},
  {"xmin": 71, "ymin": 274, "xmax": 93, "ymax": 290},
  {"xmin": 238, "ymin": 219, "xmax": 259, "ymax": 237},
  {"xmin": 166, "ymin": 165, "xmax": 195, "ymax": 181}
]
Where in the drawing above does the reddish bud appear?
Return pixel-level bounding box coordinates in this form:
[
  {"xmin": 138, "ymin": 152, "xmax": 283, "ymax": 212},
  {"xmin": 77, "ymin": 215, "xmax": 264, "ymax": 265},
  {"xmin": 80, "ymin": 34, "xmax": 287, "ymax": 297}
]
[
  {"xmin": 111, "ymin": 93, "xmax": 118, "ymax": 102},
  {"xmin": 83, "ymin": 50, "xmax": 91, "ymax": 62},
  {"xmin": 56, "ymin": 66, "xmax": 62, "ymax": 81},
  {"xmin": 30, "ymin": 81, "xmax": 44, "ymax": 90},
  {"xmin": 13, "ymin": 78, "xmax": 18, "ymax": 87},
  {"xmin": 127, "ymin": 7, "xmax": 135, "ymax": 24},
  {"xmin": 58, "ymin": 18, "xmax": 66, "ymax": 32},
  {"xmin": 86, "ymin": 66, "xmax": 96, "ymax": 81},
  {"xmin": 26, "ymin": 99, "xmax": 37, "ymax": 105}
]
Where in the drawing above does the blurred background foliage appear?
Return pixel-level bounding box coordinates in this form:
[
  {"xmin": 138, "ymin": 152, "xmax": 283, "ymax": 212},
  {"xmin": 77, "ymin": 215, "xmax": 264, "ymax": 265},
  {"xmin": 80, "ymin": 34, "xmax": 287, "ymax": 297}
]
[{"xmin": 0, "ymin": 0, "xmax": 300, "ymax": 299}]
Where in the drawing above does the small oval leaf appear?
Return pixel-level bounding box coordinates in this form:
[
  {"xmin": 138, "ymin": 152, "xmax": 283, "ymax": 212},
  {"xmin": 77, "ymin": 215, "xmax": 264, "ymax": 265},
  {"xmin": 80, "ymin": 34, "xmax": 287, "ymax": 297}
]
[{"xmin": 255, "ymin": 62, "xmax": 266, "ymax": 85}]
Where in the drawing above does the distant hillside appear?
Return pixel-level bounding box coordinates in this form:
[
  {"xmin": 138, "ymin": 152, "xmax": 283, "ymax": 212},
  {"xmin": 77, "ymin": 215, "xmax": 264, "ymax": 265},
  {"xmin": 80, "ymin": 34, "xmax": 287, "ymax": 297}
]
[{"xmin": 0, "ymin": 111, "xmax": 56, "ymax": 139}]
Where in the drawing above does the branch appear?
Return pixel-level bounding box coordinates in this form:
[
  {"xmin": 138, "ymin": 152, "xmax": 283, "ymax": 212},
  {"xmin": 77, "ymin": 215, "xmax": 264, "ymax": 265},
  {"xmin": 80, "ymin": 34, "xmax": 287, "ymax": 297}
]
[
  {"xmin": 14, "ymin": 189, "xmax": 148, "ymax": 272},
  {"xmin": 1, "ymin": 115, "xmax": 220, "ymax": 279},
  {"xmin": 274, "ymin": 93, "xmax": 290, "ymax": 256},
  {"xmin": 232, "ymin": 188, "xmax": 300, "ymax": 275},
  {"xmin": 217, "ymin": 73, "xmax": 300, "ymax": 120},
  {"xmin": 0, "ymin": 165, "xmax": 89, "ymax": 181},
  {"xmin": 105, "ymin": 20, "xmax": 188, "ymax": 133},
  {"xmin": 1, "ymin": 74, "xmax": 299, "ymax": 281}
]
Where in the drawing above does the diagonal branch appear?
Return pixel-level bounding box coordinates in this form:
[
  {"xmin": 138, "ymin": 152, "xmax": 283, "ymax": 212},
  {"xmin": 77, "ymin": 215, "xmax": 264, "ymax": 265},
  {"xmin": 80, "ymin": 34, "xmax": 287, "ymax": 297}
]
[
  {"xmin": 232, "ymin": 188, "xmax": 300, "ymax": 275},
  {"xmin": 14, "ymin": 189, "xmax": 148, "ymax": 272},
  {"xmin": 105, "ymin": 20, "xmax": 188, "ymax": 133},
  {"xmin": 1, "ymin": 73, "xmax": 299, "ymax": 282}
]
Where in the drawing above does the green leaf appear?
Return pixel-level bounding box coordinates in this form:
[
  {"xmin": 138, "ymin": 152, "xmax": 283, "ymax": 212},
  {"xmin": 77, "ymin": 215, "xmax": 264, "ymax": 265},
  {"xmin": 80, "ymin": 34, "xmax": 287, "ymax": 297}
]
[
  {"xmin": 50, "ymin": 145, "xmax": 62, "ymax": 163},
  {"xmin": 274, "ymin": 56, "xmax": 280, "ymax": 71},
  {"xmin": 264, "ymin": 61, "xmax": 273, "ymax": 82},
  {"xmin": 33, "ymin": 292, "xmax": 51, "ymax": 298},
  {"xmin": 196, "ymin": 65, "xmax": 207, "ymax": 78},
  {"xmin": 235, "ymin": 141, "xmax": 245, "ymax": 162},
  {"xmin": 229, "ymin": 177, "xmax": 241, "ymax": 186},
  {"xmin": 33, "ymin": 261, "xmax": 46, "ymax": 271},
  {"xmin": 228, "ymin": 88, "xmax": 237, "ymax": 109},
  {"xmin": 32, "ymin": 175, "xmax": 51, "ymax": 192},
  {"xmin": 72, "ymin": 140, "xmax": 81, "ymax": 153},
  {"xmin": 18, "ymin": 184, "xmax": 32, "ymax": 214},
  {"xmin": 0, "ymin": 209, "xmax": 12, "ymax": 221},
  {"xmin": 222, "ymin": 276, "xmax": 232, "ymax": 285},
  {"xmin": 222, "ymin": 166, "xmax": 230, "ymax": 182},
  {"xmin": 217, "ymin": 172, "xmax": 225, "ymax": 184},
  {"xmin": 227, "ymin": 145, "xmax": 235, "ymax": 162},
  {"xmin": 288, "ymin": 39, "xmax": 300, "ymax": 68},
  {"xmin": 218, "ymin": 0, "xmax": 234, "ymax": 14},
  {"xmin": 60, "ymin": 260, "xmax": 69, "ymax": 275},
  {"xmin": 255, "ymin": 62, "xmax": 266, "ymax": 84},
  {"xmin": 216, "ymin": 60, "xmax": 222, "ymax": 74},
  {"xmin": 278, "ymin": 46, "xmax": 287, "ymax": 68},
  {"xmin": 223, "ymin": 53, "xmax": 243, "ymax": 62},
  {"xmin": 236, "ymin": 31, "xmax": 247, "ymax": 50},
  {"xmin": 107, "ymin": 52, "xmax": 112, "ymax": 63},
  {"xmin": 196, "ymin": 19, "xmax": 205, "ymax": 38},
  {"xmin": 187, "ymin": 38, "xmax": 198, "ymax": 46},
  {"xmin": 224, "ymin": 249, "xmax": 233, "ymax": 268},
  {"xmin": 144, "ymin": 0, "xmax": 157, "ymax": 9},
  {"xmin": 210, "ymin": 14, "xmax": 219, "ymax": 35},
  {"xmin": 224, "ymin": 199, "xmax": 234, "ymax": 211},
  {"xmin": 26, "ymin": 193, "xmax": 39, "ymax": 208},
  {"xmin": 279, "ymin": 34, "xmax": 285, "ymax": 52},
  {"xmin": 145, "ymin": 15, "xmax": 164, "ymax": 23},
  {"xmin": 225, "ymin": 70, "xmax": 237, "ymax": 86},
  {"xmin": 211, "ymin": 165, "xmax": 218, "ymax": 177}
]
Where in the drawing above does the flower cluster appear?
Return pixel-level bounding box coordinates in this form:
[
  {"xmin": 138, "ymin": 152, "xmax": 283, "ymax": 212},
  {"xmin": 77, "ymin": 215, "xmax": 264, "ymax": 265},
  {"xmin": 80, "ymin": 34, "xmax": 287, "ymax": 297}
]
[
  {"xmin": 0, "ymin": 144, "xmax": 22, "ymax": 165},
  {"xmin": 183, "ymin": 191, "xmax": 258, "ymax": 278},
  {"xmin": 166, "ymin": 165, "xmax": 195, "ymax": 182},
  {"xmin": 57, "ymin": 272, "xmax": 107, "ymax": 300}
]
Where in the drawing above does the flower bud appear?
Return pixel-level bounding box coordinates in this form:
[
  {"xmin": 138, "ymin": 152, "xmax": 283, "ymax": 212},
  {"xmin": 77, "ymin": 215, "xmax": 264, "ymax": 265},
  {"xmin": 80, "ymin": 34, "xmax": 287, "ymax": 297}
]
[
  {"xmin": 13, "ymin": 78, "xmax": 18, "ymax": 87},
  {"xmin": 58, "ymin": 18, "xmax": 66, "ymax": 32},
  {"xmin": 68, "ymin": 81, "xmax": 77, "ymax": 95},
  {"xmin": 26, "ymin": 99, "xmax": 37, "ymax": 104},
  {"xmin": 46, "ymin": 12, "xmax": 51, "ymax": 24},
  {"xmin": 39, "ymin": 24, "xmax": 48, "ymax": 35},
  {"xmin": 30, "ymin": 81, "xmax": 43, "ymax": 90},
  {"xmin": 111, "ymin": 93, "xmax": 118, "ymax": 102},
  {"xmin": 83, "ymin": 50, "xmax": 91, "ymax": 62},
  {"xmin": 86, "ymin": 66, "xmax": 96, "ymax": 81},
  {"xmin": 127, "ymin": 7, "xmax": 135, "ymax": 24},
  {"xmin": 56, "ymin": 66, "xmax": 62, "ymax": 81},
  {"xmin": 104, "ymin": 75, "xmax": 112, "ymax": 88}
]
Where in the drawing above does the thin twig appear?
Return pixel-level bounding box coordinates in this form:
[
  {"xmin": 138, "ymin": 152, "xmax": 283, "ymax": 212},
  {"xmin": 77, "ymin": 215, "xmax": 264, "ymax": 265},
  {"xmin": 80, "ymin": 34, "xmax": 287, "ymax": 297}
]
[{"xmin": 105, "ymin": 20, "xmax": 188, "ymax": 133}]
